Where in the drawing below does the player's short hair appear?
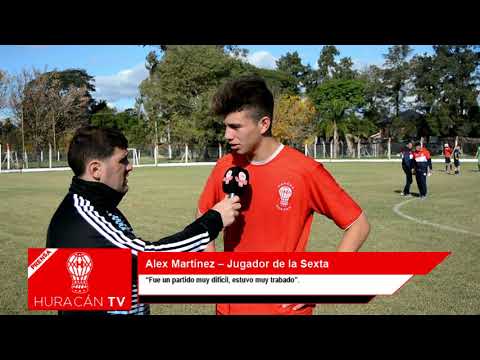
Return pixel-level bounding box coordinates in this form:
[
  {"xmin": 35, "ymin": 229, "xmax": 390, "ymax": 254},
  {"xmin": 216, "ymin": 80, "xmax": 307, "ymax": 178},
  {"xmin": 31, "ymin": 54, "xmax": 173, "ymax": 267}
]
[
  {"xmin": 212, "ymin": 76, "xmax": 274, "ymax": 136},
  {"xmin": 68, "ymin": 126, "xmax": 128, "ymax": 176}
]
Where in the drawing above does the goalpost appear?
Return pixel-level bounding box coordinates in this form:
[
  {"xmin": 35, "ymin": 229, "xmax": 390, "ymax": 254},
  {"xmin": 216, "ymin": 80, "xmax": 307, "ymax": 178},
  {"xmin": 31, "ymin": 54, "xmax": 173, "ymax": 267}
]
[
  {"xmin": 1, "ymin": 144, "xmax": 11, "ymax": 170},
  {"xmin": 0, "ymin": 144, "xmax": 23, "ymax": 171},
  {"xmin": 127, "ymin": 148, "xmax": 140, "ymax": 166}
]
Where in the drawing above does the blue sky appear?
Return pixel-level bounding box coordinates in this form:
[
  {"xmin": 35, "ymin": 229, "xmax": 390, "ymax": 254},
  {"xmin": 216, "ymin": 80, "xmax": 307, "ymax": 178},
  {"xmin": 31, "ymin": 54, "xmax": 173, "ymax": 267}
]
[{"xmin": 1, "ymin": 45, "xmax": 434, "ymax": 113}]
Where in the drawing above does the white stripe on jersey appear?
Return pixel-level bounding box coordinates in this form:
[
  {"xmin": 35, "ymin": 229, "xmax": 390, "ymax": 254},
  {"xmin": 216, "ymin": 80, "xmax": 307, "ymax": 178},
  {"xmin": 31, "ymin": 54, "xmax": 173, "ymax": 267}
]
[
  {"xmin": 73, "ymin": 194, "xmax": 136, "ymax": 254},
  {"xmin": 73, "ymin": 194, "xmax": 211, "ymax": 253},
  {"xmin": 71, "ymin": 193, "xmax": 216, "ymax": 315},
  {"xmin": 414, "ymin": 155, "xmax": 427, "ymax": 162}
]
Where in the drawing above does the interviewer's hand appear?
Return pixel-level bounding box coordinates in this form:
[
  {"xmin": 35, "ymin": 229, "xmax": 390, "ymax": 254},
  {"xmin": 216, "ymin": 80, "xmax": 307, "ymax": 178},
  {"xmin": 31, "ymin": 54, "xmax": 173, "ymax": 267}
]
[{"xmin": 212, "ymin": 195, "xmax": 241, "ymax": 227}]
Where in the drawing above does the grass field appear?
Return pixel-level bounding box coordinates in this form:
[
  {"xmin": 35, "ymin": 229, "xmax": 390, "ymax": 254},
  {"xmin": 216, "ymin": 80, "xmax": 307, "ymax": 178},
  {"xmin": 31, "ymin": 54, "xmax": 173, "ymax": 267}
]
[{"xmin": 1, "ymin": 161, "xmax": 479, "ymax": 315}]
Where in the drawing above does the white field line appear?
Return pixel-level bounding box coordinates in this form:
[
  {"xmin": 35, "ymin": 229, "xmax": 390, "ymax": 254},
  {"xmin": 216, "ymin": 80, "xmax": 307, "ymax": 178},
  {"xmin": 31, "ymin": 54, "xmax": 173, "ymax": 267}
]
[{"xmin": 392, "ymin": 198, "xmax": 480, "ymax": 237}]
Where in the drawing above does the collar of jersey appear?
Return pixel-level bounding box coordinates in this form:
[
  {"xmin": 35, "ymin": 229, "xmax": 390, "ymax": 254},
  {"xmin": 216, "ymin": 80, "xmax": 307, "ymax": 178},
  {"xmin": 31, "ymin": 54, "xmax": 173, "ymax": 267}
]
[
  {"xmin": 69, "ymin": 176, "xmax": 125, "ymax": 208},
  {"xmin": 249, "ymin": 144, "xmax": 285, "ymax": 166}
]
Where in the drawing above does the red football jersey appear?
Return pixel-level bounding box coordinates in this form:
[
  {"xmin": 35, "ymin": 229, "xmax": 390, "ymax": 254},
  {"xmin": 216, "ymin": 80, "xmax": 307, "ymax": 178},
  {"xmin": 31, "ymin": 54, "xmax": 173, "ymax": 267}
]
[
  {"xmin": 443, "ymin": 147, "xmax": 452, "ymax": 158},
  {"xmin": 415, "ymin": 148, "xmax": 431, "ymax": 161},
  {"xmin": 198, "ymin": 145, "xmax": 363, "ymax": 315}
]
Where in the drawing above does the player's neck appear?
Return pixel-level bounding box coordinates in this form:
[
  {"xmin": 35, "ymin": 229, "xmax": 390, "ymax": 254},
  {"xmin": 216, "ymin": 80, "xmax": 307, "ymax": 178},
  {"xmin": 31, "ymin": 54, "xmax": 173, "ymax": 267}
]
[{"xmin": 247, "ymin": 137, "xmax": 281, "ymax": 163}]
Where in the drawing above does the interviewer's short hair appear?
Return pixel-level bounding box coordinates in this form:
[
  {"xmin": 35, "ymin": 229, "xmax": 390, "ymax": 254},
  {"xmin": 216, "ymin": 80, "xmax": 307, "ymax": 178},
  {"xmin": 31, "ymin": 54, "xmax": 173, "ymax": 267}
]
[
  {"xmin": 68, "ymin": 126, "xmax": 128, "ymax": 176},
  {"xmin": 212, "ymin": 76, "xmax": 274, "ymax": 135}
]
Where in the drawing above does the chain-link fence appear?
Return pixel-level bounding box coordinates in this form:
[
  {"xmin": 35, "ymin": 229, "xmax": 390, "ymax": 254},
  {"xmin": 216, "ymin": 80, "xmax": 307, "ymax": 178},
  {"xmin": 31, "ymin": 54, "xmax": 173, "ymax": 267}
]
[
  {"xmin": 300, "ymin": 137, "xmax": 480, "ymax": 160},
  {"xmin": 0, "ymin": 143, "xmax": 228, "ymax": 171},
  {"xmin": 0, "ymin": 144, "xmax": 69, "ymax": 170},
  {"xmin": 299, "ymin": 139, "xmax": 397, "ymax": 159},
  {"xmin": 410, "ymin": 137, "xmax": 480, "ymax": 158},
  {"xmin": 127, "ymin": 144, "xmax": 226, "ymax": 166},
  {"xmin": 2, "ymin": 138, "xmax": 480, "ymax": 171}
]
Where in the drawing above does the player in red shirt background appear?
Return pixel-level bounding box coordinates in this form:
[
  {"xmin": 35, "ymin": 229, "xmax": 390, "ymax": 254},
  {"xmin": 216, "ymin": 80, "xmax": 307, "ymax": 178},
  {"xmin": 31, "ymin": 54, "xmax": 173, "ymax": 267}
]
[
  {"xmin": 197, "ymin": 76, "xmax": 371, "ymax": 315},
  {"xmin": 443, "ymin": 143, "xmax": 453, "ymax": 174},
  {"xmin": 423, "ymin": 144, "xmax": 433, "ymax": 177}
]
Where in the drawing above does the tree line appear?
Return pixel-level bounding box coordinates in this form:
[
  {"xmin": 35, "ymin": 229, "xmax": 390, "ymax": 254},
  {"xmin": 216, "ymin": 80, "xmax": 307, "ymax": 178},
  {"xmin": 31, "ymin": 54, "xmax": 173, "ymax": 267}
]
[{"xmin": 1, "ymin": 45, "xmax": 479, "ymax": 159}]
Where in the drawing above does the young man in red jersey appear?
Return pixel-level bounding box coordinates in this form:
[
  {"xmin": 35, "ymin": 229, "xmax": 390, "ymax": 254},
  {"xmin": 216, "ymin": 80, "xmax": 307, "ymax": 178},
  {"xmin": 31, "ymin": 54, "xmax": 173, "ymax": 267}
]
[
  {"xmin": 423, "ymin": 144, "xmax": 433, "ymax": 177},
  {"xmin": 196, "ymin": 76, "xmax": 370, "ymax": 315},
  {"xmin": 443, "ymin": 143, "xmax": 453, "ymax": 174}
]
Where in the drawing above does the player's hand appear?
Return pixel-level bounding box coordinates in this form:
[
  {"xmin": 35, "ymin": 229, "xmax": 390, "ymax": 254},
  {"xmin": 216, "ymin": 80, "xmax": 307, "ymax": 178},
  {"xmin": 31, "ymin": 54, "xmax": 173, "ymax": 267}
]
[
  {"xmin": 281, "ymin": 303, "xmax": 308, "ymax": 311},
  {"xmin": 212, "ymin": 195, "xmax": 241, "ymax": 227}
]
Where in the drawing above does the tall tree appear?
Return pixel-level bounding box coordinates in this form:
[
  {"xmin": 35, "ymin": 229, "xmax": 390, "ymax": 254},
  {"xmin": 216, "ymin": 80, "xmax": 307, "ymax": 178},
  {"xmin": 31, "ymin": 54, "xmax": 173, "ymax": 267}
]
[
  {"xmin": 90, "ymin": 106, "xmax": 118, "ymax": 128},
  {"xmin": 309, "ymin": 78, "xmax": 366, "ymax": 158},
  {"xmin": 334, "ymin": 57, "xmax": 358, "ymax": 80},
  {"xmin": 153, "ymin": 45, "xmax": 249, "ymax": 58},
  {"xmin": 382, "ymin": 45, "xmax": 413, "ymax": 119},
  {"xmin": 44, "ymin": 72, "xmax": 90, "ymax": 152},
  {"xmin": 273, "ymin": 95, "xmax": 317, "ymax": 146},
  {"xmin": 89, "ymin": 99, "xmax": 109, "ymax": 114},
  {"xmin": 309, "ymin": 46, "xmax": 357, "ymax": 92},
  {"xmin": 0, "ymin": 70, "xmax": 8, "ymax": 111},
  {"xmin": 410, "ymin": 53, "xmax": 440, "ymax": 137},
  {"xmin": 21, "ymin": 69, "xmax": 52, "ymax": 162},
  {"xmin": 138, "ymin": 54, "xmax": 166, "ymax": 149},
  {"xmin": 431, "ymin": 45, "xmax": 480, "ymax": 136},
  {"xmin": 139, "ymin": 45, "xmax": 253, "ymax": 151},
  {"xmin": 44, "ymin": 68, "xmax": 96, "ymax": 115},
  {"xmin": 140, "ymin": 45, "xmax": 323, "ymax": 155},
  {"xmin": 9, "ymin": 68, "xmax": 91, "ymax": 160},
  {"xmin": 8, "ymin": 69, "xmax": 34, "ymax": 156},
  {"xmin": 91, "ymin": 106, "xmax": 150, "ymax": 147},
  {"xmin": 411, "ymin": 45, "xmax": 480, "ymax": 137},
  {"xmin": 253, "ymin": 68, "xmax": 298, "ymax": 98},
  {"xmin": 343, "ymin": 114, "xmax": 377, "ymax": 156},
  {"xmin": 276, "ymin": 51, "xmax": 311, "ymax": 94},
  {"xmin": 317, "ymin": 45, "xmax": 340, "ymax": 83},
  {"xmin": 0, "ymin": 118, "xmax": 22, "ymax": 150},
  {"xmin": 360, "ymin": 65, "xmax": 389, "ymax": 127}
]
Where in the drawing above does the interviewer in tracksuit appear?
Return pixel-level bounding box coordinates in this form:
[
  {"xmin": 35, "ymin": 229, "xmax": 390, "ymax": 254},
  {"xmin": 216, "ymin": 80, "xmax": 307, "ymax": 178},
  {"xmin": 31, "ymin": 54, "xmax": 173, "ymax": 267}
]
[
  {"xmin": 47, "ymin": 126, "xmax": 241, "ymax": 315},
  {"xmin": 400, "ymin": 142, "xmax": 414, "ymax": 196},
  {"xmin": 413, "ymin": 143, "xmax": 432, "ymax": 199}
]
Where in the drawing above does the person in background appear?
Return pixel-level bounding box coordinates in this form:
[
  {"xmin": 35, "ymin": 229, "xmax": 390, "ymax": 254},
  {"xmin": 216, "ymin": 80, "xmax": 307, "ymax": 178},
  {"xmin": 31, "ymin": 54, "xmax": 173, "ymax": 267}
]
[
  {"xmin": 413, "ymin": 142, "xmax": 432, "ymax": 200},
  {"xmin": 443, "ymin": 143, "xmax": 453, "ymax": 174},
  {"xmin": 400, "ymin": 141, "xmax": 414, "ymax": 197},
  {"xmin": 475, "ymin": 144, "xmax": 480, "ymax": 172},
  {"xmin": 453, "ymin": 144, "xmax": 462, "ymax": 175},
  {"xmin": 422, "ymin": 144, "xmax": 433, "ymax": 177}
]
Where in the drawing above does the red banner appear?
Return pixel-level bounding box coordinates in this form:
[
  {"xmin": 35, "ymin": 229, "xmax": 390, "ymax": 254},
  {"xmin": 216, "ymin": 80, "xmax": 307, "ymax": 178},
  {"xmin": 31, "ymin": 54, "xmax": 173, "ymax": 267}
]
[
  {"xmin": 28, "ymin": 248, "xmax": 131, "ymax": 311},
  {"xmin": 138, "ymin": 252, "xmax": 450, "ymax": 275}
]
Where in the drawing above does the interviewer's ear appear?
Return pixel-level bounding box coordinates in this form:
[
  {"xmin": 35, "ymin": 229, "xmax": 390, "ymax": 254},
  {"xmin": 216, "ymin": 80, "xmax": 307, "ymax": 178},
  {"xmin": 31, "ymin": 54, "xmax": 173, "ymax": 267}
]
[{"xmin": 85, "ymin": 160, "xmax": 103, "ymax": 181}]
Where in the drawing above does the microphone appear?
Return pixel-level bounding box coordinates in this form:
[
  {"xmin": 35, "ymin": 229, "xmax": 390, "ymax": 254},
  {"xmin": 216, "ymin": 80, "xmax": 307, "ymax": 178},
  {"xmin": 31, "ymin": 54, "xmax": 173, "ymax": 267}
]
[{"xmin": 222, "ymin": 166, "xmax": 250, "ymax": 198}]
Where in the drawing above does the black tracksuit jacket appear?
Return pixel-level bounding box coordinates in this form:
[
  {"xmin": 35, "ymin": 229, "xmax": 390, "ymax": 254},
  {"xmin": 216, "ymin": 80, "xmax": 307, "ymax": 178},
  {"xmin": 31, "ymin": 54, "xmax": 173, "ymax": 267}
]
[{"xmin": 47, "ymin": 177, "xmax": 223, "ymax": 315}]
